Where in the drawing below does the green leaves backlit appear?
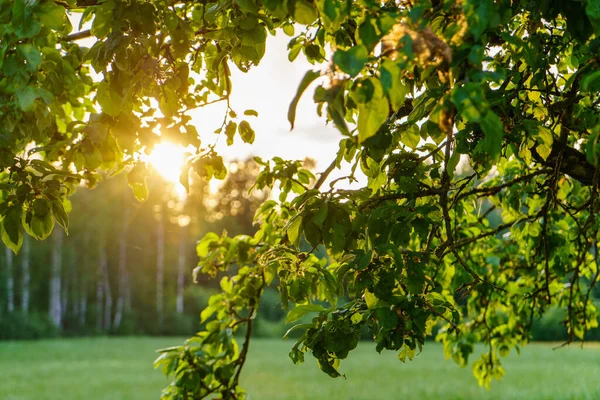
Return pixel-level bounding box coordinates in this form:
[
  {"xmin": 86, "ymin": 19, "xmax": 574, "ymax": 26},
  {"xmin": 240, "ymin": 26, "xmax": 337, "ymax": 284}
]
[{"xmin": 353, "ymin": 78, "xmax": 389, "ymax": 143}]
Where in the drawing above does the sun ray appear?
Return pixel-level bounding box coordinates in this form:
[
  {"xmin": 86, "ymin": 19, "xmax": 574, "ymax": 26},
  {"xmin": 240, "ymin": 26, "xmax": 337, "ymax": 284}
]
[{"xmin": 146, "ymin": 142, "xmax": 186, "ymax": 184}]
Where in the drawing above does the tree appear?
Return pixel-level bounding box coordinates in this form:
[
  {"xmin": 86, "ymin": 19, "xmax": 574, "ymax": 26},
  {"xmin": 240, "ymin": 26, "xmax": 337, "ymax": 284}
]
[
  {"xmin": 2, "ymin": 0, "xmax": 600, "ymax": 398},
  {"xmin": 4, "ymin": 246, "xmax": 14, "ymax": 313},
  {"xmin": 20, "ymin": 235, "xmax": 30, "ymax": 314},
  {"xmin": 49, "ymin": 229, "xmax": 63, "ymax": 328},
  {"xmin": 112, "ymin": 195, "xmax": 131, "ymax": 330}
]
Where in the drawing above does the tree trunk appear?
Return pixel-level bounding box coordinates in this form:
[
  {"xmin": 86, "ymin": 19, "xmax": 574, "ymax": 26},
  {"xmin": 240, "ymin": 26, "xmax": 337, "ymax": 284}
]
[
  {"xmin": 79, "ymin": 232, "xmax": 90, "ymax": 329},
  {"xmin": 49, "ymin": 229, "xmax": 63, "ymax": 328},
  {"xmin": 71, "ymin": 248, "xmax": 79, "ymax": 320},
  {"xmin": 156, "ymin": 211, "xmax": 165, "ymax": 331},
  {"xmin": 176, "ymin": 224, "xmax": 187, "ymax": 314},
  {"xmin": 113, "ymin": 204, "xmax": 130, "ymax": 330},
  {"xmin": 5, "ymin": 247, "xmax": 14, "ymax": 313},
  {"xmin": 96, "ymin": 241, "xmax": 104, "ymax": 332},
  {"xmin": 61, "ymin": 274, "xmax": 69, "ymax": 323},
  {"xmin": 97, "ymin": 242, "xmax": 112, "ymax": 332},
  {"xmin": 21, "ymin": 235, "xmax": 30, "ymax": 314},
  {"xmin": 103, "ymin": 262, "xmax": 112, "ymax": 332}
]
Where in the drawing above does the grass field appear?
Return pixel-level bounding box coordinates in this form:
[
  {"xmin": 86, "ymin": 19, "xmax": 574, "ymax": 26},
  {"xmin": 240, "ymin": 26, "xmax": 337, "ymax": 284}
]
[{"xmin": 1, "ymin": 337, "xmax": 599, "ymax": 400}]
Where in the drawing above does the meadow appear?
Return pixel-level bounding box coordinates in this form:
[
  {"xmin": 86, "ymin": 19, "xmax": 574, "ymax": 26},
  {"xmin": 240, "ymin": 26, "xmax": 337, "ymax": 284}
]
[{"xmin": 0, "ymin": 337, "xmax": 599, "ymax": 400}]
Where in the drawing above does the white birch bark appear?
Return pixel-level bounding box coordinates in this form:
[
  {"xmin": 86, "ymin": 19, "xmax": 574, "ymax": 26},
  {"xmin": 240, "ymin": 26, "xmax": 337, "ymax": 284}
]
[
  {"xmin": 113, "ymin": 203, "xmax": 130, "ymax": 330},
  {"xmin": 49, "ymin": 229, "xmax": 63, "ymax": 328},
  {"xmin": 156, "ymin": 211, "xmax": 165, "ymax": 331},
  {"xmin": 21, "ymin": 235, "xmax": 30, "ymax": 314},
  {"xmin": 176, "ymin": 224, "xmax": 187, "ymax": 314},
  {"xmin": 5, "ymin": 247, "xmax": 14, "ymax": 313}
]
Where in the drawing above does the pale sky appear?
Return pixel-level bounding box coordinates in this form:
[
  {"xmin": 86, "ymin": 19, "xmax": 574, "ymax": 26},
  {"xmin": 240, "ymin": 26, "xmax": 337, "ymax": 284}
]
[
  {"xmin": 190, "ymin": 33, "xmax": 342, "ymax": 172},
  {"xmin": 69, "ymin": 13, "xmax": 359, "ymax": 189}
]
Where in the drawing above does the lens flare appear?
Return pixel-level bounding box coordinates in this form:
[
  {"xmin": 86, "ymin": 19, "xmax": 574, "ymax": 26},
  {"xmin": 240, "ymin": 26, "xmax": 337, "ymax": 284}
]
[{"xmin": 147, "ymin": 142, "xmax": 185, "ymax": 184}]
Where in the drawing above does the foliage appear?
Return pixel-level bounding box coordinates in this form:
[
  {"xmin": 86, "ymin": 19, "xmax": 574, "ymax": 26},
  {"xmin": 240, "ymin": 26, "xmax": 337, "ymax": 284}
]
[
  {"xmin": 0, "ymin": 312, "xmax": 59, "ymax": 340},
  {"xmin": 3, "ymin": 0, "xmax": 600, "ymax": 399}
]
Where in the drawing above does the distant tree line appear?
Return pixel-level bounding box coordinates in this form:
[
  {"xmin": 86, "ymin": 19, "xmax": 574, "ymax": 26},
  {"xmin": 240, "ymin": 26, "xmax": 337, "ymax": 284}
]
[
  {"xmin": 1, "ymin": 157, "xmax": 599, "ymax": 342},
  {"xmin": 0, "ymin": 159, "xmax": 270, "ymax": 339}
]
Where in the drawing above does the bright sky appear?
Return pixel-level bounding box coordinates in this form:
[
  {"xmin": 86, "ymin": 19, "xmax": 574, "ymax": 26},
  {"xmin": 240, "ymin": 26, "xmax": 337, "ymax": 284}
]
[
  {"xmin": 191, "ymin": 33, "xmax": 341, "ymax": 171},
  {"xmin": 69, "ymin": 12, "xmax": 359, "ymax": 189}
]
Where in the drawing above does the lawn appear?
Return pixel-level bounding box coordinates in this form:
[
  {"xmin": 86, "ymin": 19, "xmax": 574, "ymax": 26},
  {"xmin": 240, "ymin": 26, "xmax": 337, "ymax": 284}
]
[{"xmin": 1, "ymin": 337, "xmax": 599, "ymax": 400}]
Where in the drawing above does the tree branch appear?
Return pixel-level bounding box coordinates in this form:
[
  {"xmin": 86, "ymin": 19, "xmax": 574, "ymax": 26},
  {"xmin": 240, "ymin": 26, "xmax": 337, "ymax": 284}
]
[
  {"xmin": 313, "ymin": 159, "xmax": 336, "ymax": 191},
  {"xmin": 358, "ymin": 187, "xmax": 442, "ymax": 211},
  {"xmin": 64, "ymin": 29, "xmax": 93, "ymax": 42},
  {"xmin": 456, "ymin": 169, "xmax": 549, "ymax": 201}
]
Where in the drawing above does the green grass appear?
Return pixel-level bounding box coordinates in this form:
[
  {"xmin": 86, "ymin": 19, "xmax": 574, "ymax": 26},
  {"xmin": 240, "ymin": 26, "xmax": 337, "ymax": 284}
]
[{"xmin": 1, "ymin": 337, "xmax": 599, "ymax": 400}]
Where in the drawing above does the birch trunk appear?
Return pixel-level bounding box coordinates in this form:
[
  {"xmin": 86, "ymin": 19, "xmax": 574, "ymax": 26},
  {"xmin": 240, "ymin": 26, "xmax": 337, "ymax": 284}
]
[
  {"xmin": 71, "ymin": 248, "xmax": 79, "ymax": 320},
  {"xmin": 49, "ymin": 229, "xmax": 63, "ymax": 328},
  {"xmin": 113, "ymin": 204, "xmax": 130, "ymax": 330},
  {"xmin": 176, "ymin": 224, "xmax": 187, "ymax": 314},
  {"xmin": 5, "ymin": 247, "xmax": 14, "ymax": 313},
  {"xmin": 96, "ymin": 240, "xmax": 104, "ymax": 332},
  {"xmin": 79, "ymin": 232, "xmax": 90, "ymax": 329},
  {"xmin": 21, "ymin": 235, "xmax": 30, "ymax": 314},
  {"xmin": 98, "ymin": 243, "xmax": 112, "ymax": 332},
  {"xmin": 156, "ymin": 211, "xmax": 165, "ymax": 331},
  {"xmin": 61, "ymin": 274, "xmax": 69, "ymax": 322}
]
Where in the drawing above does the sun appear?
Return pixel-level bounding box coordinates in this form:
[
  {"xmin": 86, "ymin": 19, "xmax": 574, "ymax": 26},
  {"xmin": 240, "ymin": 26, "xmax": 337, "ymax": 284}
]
[{"xmin": 146, "ymin": 142, "xmax": 186, "ymax": 184}]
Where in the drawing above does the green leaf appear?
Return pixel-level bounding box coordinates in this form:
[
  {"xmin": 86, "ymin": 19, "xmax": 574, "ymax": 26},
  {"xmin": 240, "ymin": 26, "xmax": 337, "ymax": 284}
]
[
  {"xmin": 236, "ymin": 0, "xmax": 259, "ymax": 14},
  {"xmin": 16, "ymin": 87, "xmax": 39, "ymax": 112},
  {"xmin": 293, "ymin": 0, "xmax": 318, "ymax": 25},
  {"xmin": 238, "ymin": 120, "xmax": 256, "ymax": 144},
  {"xmin": 586, "ymin": 131, "xmax": 600, "ymax": 166},
  {"xmin": 127, "ymin": 165, "xmax": 149, "ymax": 202},
  {"xmin": 51, "ymin": 200, "xmax": 69, "ymax": 233},
  {"xmin": 364, "ymin": 290, "xmax": 378, "ymax": 309},
  {"xmin": 587, "ymin": 0, "xmax": 600, "ymax": 19},
  {"xmin": 31, "ymin": 213, "xmax": 55, "ymax": 240},
  {"xmin": 286, "ymin": 303, "xmax": 324, "ymax": 323},
  {"xmin": 283, "ymin": 23, "xmax": 295, "ymax": 36},
  {"xmin": 379, "ymin": 60, "xmax": 408, "ymax": 111},
  {"xmin": 283, "ymin": 323, "xmax": 312, "ymax": 339},
  {"xmin": 446, "ymin": 151, "xmax": 460, "ymax": 179},
  {"xmin": 357, "ymin": 17, "xmax": 381, "ymax": 52},
  {"xmin": 12, "ymin": 0, "xmax": 42, "ymax": 38},
  {"xmin": 350, "ymin": 312, "xmax": 362, "ymax": 324},
  {"xmin": 37, "ymin": 2, "xmax": 67, "ymax": 31},
  {"xmin": 581, "ymin": 70, "xmax": 600, "ymax": 93},
  {"xmin": 312, "ymin": 201, "xmax": 328, "ymax": 227},
  {"xmin": 477, "ymin": 111, "xmax": 504, "ymax": 161},
  {"xmin": 398, "ymin": 345, "xmax": 416, "ymax": 362},
  {"xmin": 288, "ymin": 70, "xmax": 321, "ymax": 130},
  {"xmin": 355, "ymin": 78, "xmax": 389, "ymax": 143},
  {"xmin": 244, "ymin": 109, "xmax": 259, "ymax": 117},
  {"xmin": 286, "ymin": 214, "xmax": 303, "ymax": 247},
  {"xmin": 91, "ymin": 0, "xmax": 114, "ymax": 38},
  {"xmin": 400, "ymin": 124, "xmax": 420, "ymax": 149},
  {"xmin": 17, "ymin": 45, "xmax": 41, "ymax": 72},
  {"xmin": 33, "ymin": 198, "xmax": 50, "ymax": 217},
  {"xmin": 536, "ymin": 144, "xmax": 551, "ymax": 161},
  {"xmin": 225, "ymin": 121, "xmax": 237, "ymax": 146},
  {"xmin": 332, "ymin": 45, "xmax": 369, "ymax": 77},
  {"xmin": 196, "ymin": 232, "xmax": 219, "ymax": 258},
  {"xmin": 96, "ymin": 82, "xmax": 122, "ymax": 117},
  {"xmin": 1, "ymin": 209, "xmax": 23, "ymax": 254},
  {"xmin": 452, "ymin": 84, "xmax": 484, "ymax": 123}
]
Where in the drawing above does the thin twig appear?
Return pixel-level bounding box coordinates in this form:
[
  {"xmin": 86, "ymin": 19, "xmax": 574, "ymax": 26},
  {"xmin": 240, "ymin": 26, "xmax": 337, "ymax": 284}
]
[
  {"xmin": 64, "ymin": 29, "xmax": 92, "ymax": 41},
  {"xmin": 313, "ymin": 159, "xmax": 336, "ymax": 191}
]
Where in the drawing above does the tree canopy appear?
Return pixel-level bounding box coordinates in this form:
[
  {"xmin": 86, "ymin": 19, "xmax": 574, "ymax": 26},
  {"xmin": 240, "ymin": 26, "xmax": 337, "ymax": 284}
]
[{"xmin": 2, "ymin": 0, "xmax": 600, "ymax": 398}]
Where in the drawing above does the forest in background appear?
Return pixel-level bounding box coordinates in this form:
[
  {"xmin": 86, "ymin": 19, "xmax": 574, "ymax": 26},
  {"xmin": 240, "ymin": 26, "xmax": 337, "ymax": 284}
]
[
  {"xmin": 0, "ymin": 158, "xmax": 282, "ymax": 338},
  {"xmin": 1, "ymin": 157, "xmax": 599, "ymax": 342}
]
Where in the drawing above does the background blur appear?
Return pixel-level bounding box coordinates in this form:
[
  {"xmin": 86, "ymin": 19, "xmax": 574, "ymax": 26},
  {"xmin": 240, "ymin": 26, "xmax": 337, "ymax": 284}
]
[{"xmin": 1, "ymin": 158, "xmax": 600, "ymax": 343}]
